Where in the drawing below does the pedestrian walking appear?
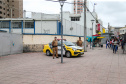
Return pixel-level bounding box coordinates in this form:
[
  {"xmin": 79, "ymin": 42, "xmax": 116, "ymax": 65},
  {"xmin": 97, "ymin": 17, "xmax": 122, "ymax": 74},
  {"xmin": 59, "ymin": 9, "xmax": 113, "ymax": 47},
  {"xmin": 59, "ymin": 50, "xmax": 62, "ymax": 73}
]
[
  {"xmin": 113, "ymin": 38, "xmax": 118, "ymax": 54},
  {"xmin": 110, "ymin": 39, "xmax": 112, "ymax": 49},
  {"xmin": 112, "ymin": 39, "xmax": 114, "ymax": 49},
  {"xmin": 106, "ymin": 39, "xmax": 109, "ymax": 49},
  {"xmin": 90, "ymin": 38, "xmax": 92, "ymax": 49},
  {"xmin": 121, "ymin": 39, "xmax": 125, "ymax": 49},
  {"xmin": 77, "ymin": 37, "xmax": 83, "ymax": 47},
  {"xmin": 52, "ymin": 37, "xmax": 58, "ymax": 59}
]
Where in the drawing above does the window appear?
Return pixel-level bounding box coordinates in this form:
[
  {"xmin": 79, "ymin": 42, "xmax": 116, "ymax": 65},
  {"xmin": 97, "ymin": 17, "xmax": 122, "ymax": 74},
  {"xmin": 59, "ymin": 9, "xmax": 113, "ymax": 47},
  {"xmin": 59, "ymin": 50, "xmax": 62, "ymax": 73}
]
[
  {"xmin": 58, "ymin": 41, "xmax": 61, "ymax": 46},
  {"xmin": 12, "ymin": 22, "xmax": 22, "ymax": 28},
  {"xmin": 4, "ymin": 13, "xmax": 5, "ymax": 15},
  {"xmin": 71, "ymin": 17, "xmax": 80, "ymax": 21},
  {"xmin": 13, "ymin": 14, "xmax": 14, "ymax": 16},
  {"xmin": 7, "ymin": 0, "xmax": 9, "ymax": 2},
  {"xmin": 0, "ymin": 1, "xmax": 2, "ymax": 4},
  {"xmin": 8, "ymin": 14, "xmax": 9, "ymax": 16},
  {"xmin": 0, "ymin": 22, "xmax": 9, "ymax": 28},
  {"xmin": 25, "ymin": 21, "xmax": 34, "ymax": 28},
  {"xmin": 0, "ymin": 6, "xmax": 2, "ymax": 9},
  {"xmin": 64, "ymin": 41, "xmax": 75, "ymax": 46},
  {"xmin": 7, "ymin": 9, "xmax": 9, "ymax": 11},
  {"xmin": 0, "ymin": 11, "xmax": 2, "ymax": 14},
  {"xmin": 12, "ymin": 0, "xmax": 14, "ymax": 2},
  {"xmin": 3, "ymin": 8, "xmax": 5, "ymax": 10}
]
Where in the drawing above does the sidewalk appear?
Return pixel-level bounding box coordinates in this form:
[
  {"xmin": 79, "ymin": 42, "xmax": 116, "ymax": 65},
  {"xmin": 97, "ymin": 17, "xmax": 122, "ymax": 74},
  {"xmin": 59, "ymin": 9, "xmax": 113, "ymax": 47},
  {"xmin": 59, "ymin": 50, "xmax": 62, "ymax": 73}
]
[{"xmin": 0, "ymin": 46, "xmax": 126, "ymax": 84}]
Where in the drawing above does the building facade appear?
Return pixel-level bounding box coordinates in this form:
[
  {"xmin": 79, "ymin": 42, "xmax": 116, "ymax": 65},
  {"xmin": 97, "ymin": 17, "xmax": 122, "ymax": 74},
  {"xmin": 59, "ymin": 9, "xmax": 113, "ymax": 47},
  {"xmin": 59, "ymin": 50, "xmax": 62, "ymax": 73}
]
[
  {"xmin": 0, "ymin": 12, "xmax": 104, "ymax": 37},
  {"xmin": 120, "ymin": 27, "xmax": 126, "ymax": 35},
  {"xmin": 63, "ymin": 11, "xmax": 104, "ymax": 36},
  {"xmin": 73, "ymin": 0, "xmax": 83, "ymax": 14},
  {"xmin": 0, "ymin": 0, "xmax": 23, "ymax": 18}
]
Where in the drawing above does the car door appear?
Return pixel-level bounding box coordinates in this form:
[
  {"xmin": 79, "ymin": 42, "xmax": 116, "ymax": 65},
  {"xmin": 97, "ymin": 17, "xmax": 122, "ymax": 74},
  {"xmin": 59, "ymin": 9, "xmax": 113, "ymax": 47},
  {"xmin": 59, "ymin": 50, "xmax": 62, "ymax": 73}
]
[{"xmin": 58, "ymin": 41, "xmax": 65, "ymax": 55}]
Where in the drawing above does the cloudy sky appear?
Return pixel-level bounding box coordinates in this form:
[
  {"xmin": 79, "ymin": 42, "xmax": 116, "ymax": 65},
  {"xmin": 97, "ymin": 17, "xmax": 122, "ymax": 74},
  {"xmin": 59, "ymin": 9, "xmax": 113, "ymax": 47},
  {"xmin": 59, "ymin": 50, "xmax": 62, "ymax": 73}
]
[{"xmin": 23, "ymin": 0, "xmax": 126, "ymax": 28}]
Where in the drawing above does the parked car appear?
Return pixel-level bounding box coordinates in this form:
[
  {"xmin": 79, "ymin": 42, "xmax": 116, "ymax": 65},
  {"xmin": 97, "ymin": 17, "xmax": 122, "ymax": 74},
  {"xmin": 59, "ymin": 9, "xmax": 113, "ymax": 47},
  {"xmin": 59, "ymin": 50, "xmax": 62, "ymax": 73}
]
[{"xmin": 43, "ymin": 39, "xmax": 84, "ymax": 57}]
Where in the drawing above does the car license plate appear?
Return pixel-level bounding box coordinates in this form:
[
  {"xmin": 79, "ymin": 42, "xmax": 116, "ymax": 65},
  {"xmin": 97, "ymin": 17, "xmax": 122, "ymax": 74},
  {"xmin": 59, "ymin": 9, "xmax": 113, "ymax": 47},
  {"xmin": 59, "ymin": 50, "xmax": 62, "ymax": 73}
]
[{"xmin": 80, "ymin": 52, "xmax": 84, "ymax": 54}]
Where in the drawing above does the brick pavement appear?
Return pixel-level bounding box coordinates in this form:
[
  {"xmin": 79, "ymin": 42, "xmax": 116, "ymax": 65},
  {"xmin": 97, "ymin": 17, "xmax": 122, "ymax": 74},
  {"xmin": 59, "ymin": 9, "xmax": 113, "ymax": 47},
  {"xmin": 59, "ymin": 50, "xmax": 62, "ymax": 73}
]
[{"xmin": 0, "ymin": 46, "xmax": 126, "ymax": 84}]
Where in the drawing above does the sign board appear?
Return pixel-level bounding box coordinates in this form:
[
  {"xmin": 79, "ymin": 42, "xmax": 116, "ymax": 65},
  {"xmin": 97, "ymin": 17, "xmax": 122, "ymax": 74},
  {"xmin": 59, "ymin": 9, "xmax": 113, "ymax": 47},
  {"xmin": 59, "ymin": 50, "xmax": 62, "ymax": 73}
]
[{"xmin": 97, "ymin": 24, "xmax": 100, "ymax": 31}]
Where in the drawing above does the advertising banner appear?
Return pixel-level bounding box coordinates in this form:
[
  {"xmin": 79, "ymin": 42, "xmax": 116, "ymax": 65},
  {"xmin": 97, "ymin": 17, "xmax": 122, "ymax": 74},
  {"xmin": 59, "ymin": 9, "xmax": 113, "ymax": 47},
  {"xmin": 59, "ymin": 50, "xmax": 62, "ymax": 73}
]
[{"xmin": 97, "ymin": 24, "xmax": 100, "ymax": 31}]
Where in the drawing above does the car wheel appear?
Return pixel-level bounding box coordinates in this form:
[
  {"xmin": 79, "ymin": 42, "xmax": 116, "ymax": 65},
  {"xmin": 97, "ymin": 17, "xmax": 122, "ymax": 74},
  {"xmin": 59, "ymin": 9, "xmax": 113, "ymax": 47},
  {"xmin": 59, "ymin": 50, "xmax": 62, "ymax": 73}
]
[
  {"xmin": 46, "ymin": 50, "xmax": 51, "ymax": 56},
  {"xmin": 66, "ymin": 51, "xmax": 71, "ymax": 58}
]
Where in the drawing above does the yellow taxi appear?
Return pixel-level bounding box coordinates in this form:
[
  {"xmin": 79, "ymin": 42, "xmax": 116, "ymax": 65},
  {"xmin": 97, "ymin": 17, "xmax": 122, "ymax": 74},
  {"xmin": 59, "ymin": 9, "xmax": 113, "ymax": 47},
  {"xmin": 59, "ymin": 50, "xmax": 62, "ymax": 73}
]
[{"xmin": 43, "ymin": 39, "xmax": 84, "ymax": 58}]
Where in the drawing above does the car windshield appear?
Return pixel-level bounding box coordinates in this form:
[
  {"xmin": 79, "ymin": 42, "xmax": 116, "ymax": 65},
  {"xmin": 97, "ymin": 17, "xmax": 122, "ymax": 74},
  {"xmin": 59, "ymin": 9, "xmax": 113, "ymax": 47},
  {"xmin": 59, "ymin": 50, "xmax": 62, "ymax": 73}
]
[{"xmin": 63, "ymin": 41, "xmax": 75, "ymax": 46}]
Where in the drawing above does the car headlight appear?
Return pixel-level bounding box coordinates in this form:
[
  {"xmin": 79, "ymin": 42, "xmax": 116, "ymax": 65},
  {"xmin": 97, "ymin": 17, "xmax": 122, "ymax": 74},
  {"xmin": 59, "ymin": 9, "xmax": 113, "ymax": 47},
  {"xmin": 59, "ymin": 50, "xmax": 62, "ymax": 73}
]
[{"xmin": 73, "ymin": 48, "xmax": 77, "ymax": 51}]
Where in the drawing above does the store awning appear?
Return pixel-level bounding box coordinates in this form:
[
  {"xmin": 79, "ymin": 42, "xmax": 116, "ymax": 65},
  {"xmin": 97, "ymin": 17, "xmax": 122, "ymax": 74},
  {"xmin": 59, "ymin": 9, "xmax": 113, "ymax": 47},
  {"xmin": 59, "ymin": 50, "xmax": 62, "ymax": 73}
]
[
  {"xmin": 97, "ymin": 37, "xmax": 105, "ymax": 39},
  {"xmin": 93, "ymin": 34, "xmax": 101, "ymax": 37}
]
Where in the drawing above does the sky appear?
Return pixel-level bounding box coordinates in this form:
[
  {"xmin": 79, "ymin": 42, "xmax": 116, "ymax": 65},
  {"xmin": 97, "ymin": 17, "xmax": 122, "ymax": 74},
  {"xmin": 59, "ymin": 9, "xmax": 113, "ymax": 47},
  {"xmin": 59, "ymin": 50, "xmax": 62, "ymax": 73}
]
[{"xmin": 23, "ymin": 0, "xmax": 126, "ymax": 28}]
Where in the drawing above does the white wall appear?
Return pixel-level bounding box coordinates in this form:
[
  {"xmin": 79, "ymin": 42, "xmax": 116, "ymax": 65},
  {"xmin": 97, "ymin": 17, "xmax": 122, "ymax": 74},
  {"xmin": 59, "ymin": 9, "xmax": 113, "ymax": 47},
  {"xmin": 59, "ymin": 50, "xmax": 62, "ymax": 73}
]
[
  {"xmin": 36, "ymin": 21, "xmax": 57, "ymax": 34},
  {"xmin": 63, "ymin": 11, "xmax": 97, "ymax": 36},
  {"xmin": 63, "ymin": 19, "xmax": 84, "ymax": 36},
  {"xmin": 120, "ymin": 28, "xmax": 126, "ymax": 35},
  {"xmin": 0, "ymin": 32, "xmax": 23, "ymax": 56},
  {"xmin": 12, "ymin": 29, "xmax": 22, "ymax": 34},
  {"xmin": 32, "ymin": 13, "xmax": 60, "ymax": 20},
  {"xmin": 23, "ymin": 35, "xmax": 84, "ymax": 45}
]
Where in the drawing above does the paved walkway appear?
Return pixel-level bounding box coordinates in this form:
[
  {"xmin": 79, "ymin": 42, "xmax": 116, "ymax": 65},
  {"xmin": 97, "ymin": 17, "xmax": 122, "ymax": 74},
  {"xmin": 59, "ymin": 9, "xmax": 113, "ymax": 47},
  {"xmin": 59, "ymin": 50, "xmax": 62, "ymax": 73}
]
[{"xmin": 0, "ymin": 46, "xmax": 126, "ymax": 84}]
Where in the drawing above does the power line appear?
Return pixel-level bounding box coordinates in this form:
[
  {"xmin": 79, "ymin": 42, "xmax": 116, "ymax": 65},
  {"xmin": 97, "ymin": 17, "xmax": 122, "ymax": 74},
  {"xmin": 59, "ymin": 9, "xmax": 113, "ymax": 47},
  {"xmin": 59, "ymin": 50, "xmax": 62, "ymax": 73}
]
[
  {"xmin": 85, "ymin": 6, "xmax": 105, "ymax": 29},
  {"xmin": 45, "ymin": 0, "xmax": 105, "ymax": 29}
]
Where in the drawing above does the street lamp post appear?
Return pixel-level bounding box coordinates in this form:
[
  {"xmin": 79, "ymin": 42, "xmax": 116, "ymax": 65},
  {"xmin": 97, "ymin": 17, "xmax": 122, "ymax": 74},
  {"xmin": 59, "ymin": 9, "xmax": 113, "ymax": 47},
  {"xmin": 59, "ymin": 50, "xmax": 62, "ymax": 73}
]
[
  {"xmin": 90, "ymin": 28, "xmax": 92, "ymax": 49},
  {"xmin": 59, "ymin": 0, "xmax": 66, "ymax": 63},
  {"xmin": 84, "ymin": 0, "xmax": 87, "ymax": 52},
  {"xmin": 91, "ymin": 20, "xmax": 95, "ymax": 50}
]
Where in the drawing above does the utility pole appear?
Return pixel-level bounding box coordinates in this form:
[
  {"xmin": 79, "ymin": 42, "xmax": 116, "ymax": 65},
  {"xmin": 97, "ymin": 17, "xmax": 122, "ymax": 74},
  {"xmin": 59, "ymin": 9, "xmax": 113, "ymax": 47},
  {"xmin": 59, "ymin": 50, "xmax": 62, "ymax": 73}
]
[
  {"xmin": 11, "ymin": 8, "xmax": 12, "ymax": 18},
  {"xmin": 108, "ymin": 23, "xmax": 110, "ymax": 33},
  {"xmin": 11, "ymin": 8, "xmax": 12, "ymax": 33},
  {"xmin": 59, "ymin": 0, "xmax": 66, "ymax": 63},
  {"xmin": 23, "ymin": 10, "xmax": 26, "ymax": 34},
  {"xmin": 61, "ymin": 4, "xmax": 63, "ymax": 63},
  {"xmin": 91, "ymin": 20, "xmax": 95, "ymax": 50},
  {"xmin": 84, "ymin": 0, "xmax": 87, "ymax": 52},
  {"xmin": 41, "ymin": 13, "xmax": 42, "ymax": 33}
]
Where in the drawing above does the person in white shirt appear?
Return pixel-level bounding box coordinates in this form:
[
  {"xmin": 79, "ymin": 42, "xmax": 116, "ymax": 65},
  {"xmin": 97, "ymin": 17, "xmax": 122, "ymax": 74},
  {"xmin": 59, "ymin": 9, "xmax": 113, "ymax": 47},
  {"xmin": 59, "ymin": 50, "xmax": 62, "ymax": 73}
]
[
  {"xmin": 112, "ymin": 39, "xmax": 114, "ymax": 49},
  {"xmin": 113, "ymin": 38, "xmax": 118, "ymax": 54},
  {"xmin": 106, "ymin": 39, "xmax": 109, "ymax": 49}
]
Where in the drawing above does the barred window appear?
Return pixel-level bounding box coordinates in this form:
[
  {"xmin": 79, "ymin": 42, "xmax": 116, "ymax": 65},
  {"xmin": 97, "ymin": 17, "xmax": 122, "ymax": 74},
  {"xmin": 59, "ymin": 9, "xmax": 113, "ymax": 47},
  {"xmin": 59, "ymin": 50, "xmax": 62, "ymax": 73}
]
[
  {"xmin": 0, "ymin": 21, "xmax": 9, "ymax": 28},
  {"xmin": 12, "ymin": 21, "xmax": 22, "ymax": 28},
  {"xmin": 0, "ymin": 6, "xmax": 2, "ymax": 9},
  {"xmin": 71, "ymin": 17, "xmax": 80, "ymax": 21},
  {"xmin": 0, "ymin": 11, "xmax": 2, "ymax": 14},
  {"xmin": 25, "ymin": 21, "xmax": 34, "ymax": 28},
  {"xmin": 0, "ymin": 1, "xmax": 1, "ymax": 3}
]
